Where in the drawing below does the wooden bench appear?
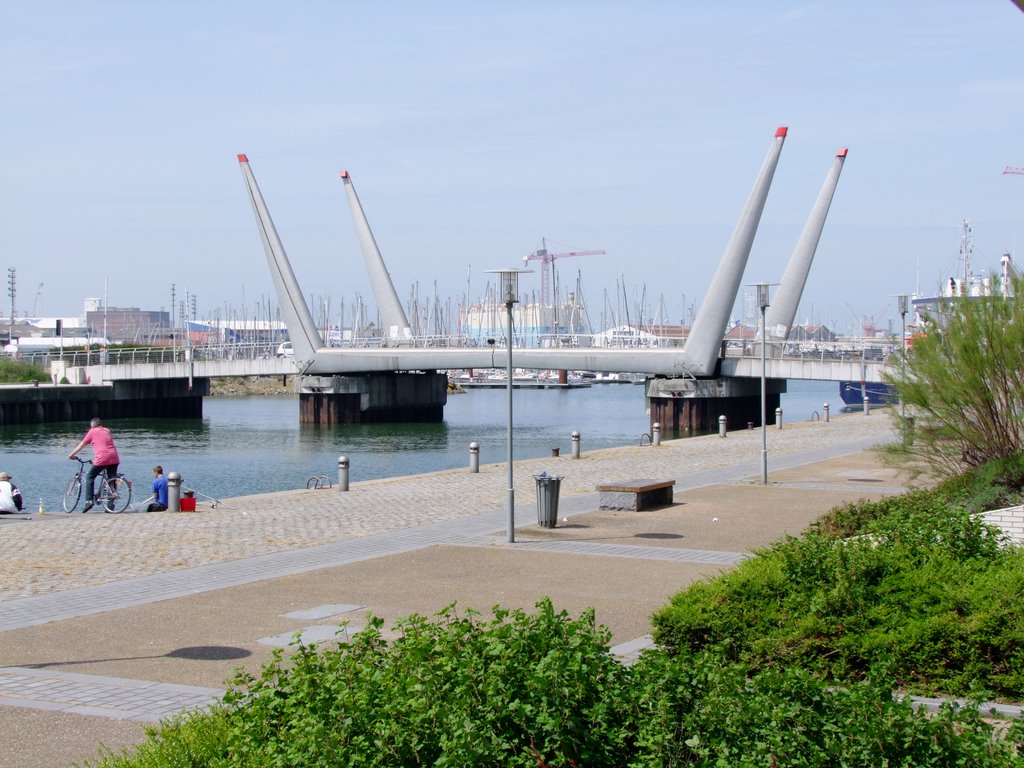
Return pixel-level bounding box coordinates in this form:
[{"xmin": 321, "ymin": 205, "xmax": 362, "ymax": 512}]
[{"xmin": 597, "ymin": 479, "xmax": 675, "ymax": 511}]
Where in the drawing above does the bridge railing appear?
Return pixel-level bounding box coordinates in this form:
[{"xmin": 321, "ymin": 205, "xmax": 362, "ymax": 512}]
[
  {"xmin": 24, "ymin": 342, "xmax": 284, "ymax": 369},
  {"xmin": 722, "ymin": 337, "xmax": 896, "ymax": 364},
  {"xmin": 20, "ymin": 334, "xmax": 901, "ymax": 372}
]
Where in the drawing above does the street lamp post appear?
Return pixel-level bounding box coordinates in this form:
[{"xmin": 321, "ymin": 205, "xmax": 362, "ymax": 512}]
[
  {"xmin": 757, "ymin": 283, "xmax": 771, "ymax": 485},
  {"xmin": 487, "ymin": 267, "xmax": 531, "ymax": 544},
  {"xmin": 897, "ymin": 294, "xmax": 909, "ymax": 421},
  {"xmin": 7, "ymin": 268, "xmax": 16, "ymax": 351}
]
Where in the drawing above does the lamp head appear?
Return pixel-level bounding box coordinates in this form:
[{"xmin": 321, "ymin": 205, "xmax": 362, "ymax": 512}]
[
  {"xmin": 756, "ymin": 283, "xmax": 770, "ymax": 309},
  {"xmin": 486, "ymin": 267, "xmax": 533, "ymax": 305}
]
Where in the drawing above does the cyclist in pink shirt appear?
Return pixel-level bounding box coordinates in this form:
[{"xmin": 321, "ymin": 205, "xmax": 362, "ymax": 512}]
[{"xmin": 69, "ymin": 417, "xmax": 121, "ymax": 512}]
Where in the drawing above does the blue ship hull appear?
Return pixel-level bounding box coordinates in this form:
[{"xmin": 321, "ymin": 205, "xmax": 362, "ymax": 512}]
[{"xmin": 839, "ymin": 381, "xmax": 896, "ymax": 407}]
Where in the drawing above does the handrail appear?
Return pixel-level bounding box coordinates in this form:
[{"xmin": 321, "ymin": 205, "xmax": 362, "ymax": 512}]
[{"xmin": 20, "ymin": 334, "xmax": 899, "ymax": 368}]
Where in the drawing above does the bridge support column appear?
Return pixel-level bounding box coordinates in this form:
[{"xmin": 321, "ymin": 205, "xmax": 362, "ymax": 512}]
[
  {"xmin": 299, "ymin": 371, "xmax": 447, "ymax": 424},
  {"xmin": 647, "ymin": 377, "xmax": 785, "ymax": 438}
]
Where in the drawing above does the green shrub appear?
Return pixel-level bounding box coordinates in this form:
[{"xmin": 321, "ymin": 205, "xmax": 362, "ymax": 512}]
[
  {"xmin": 939, "ymin": 453, "xmax": 1024, "ymax": 512},
  {"xmin": 631, "ymin": 652, "xmax": 1023, "ymax": 767},
  {"xmin": 652, "ymin": 492, "xmax": 1024, "ymax": 698},
  {"xmin": 0, "ymin": 358, "xmax": 48, "ymax": 383},
  {"xmin": 81, "ymin": 709, "xmax": 232, "ymax": 767},
  {"xmin": 84, "ymin": 600, "xmax": 1024, "ymax": 768},
  {"xmin": 222, "ymin": 599, "xmax": 636, "ymax": 767}
]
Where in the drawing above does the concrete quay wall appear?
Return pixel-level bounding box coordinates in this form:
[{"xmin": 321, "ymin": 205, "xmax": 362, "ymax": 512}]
[{"xmin": 0, "ymin": 379, "xmax": 209, "ymax": 425}]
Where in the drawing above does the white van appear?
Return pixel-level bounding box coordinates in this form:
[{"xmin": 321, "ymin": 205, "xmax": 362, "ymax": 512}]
[{"xmin": 276, "ymin": 341, "xmax": 294, "ymax": 357}]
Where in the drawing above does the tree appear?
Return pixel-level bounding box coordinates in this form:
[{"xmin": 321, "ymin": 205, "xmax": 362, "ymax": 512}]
[{"xmin": 882, "ymin": 273, "xmax": 1024, "ymax": 477}]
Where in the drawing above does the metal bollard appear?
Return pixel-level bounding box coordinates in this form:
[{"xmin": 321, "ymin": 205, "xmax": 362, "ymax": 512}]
[
  {"xmin": 551, "ymin": 447, "xmax": 560, "ymax": 457},
  {"xmin": 776, "ymin": 407, "xmax": 783, "ymax": 430},
  {"xmin": 823, "ymin": 402, "xmax": 830, "ymax": 422},
  {"xmin": 337, "ymin": 455, "xmax": 349, "ymax": 492},
  {"xmin": 469, "ymin": 442, "xmax": 480, "ymax": 473},
  {"xmin": 652, "ymin": 422, "xmax": 661, "ymax": 447},
  {"xmin": 719, "ymin": 415, "xmax": 727, "ymax": 438},
  {"xmin": 863, "ymin": 396, "xmax": 870, "ymax": 415},
  {"xmin": 571, "ymin": 430, "xmax": 580, "ymax": 459},
  {"xmin": 167, "ymin": 471, "xmax": 181, "ymax": 512}
]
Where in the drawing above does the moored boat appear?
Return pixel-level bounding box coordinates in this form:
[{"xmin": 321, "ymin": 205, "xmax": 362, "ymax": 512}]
[{"xmin": 839, "ymin": 380, "xmax": 895, "ymax": 407}]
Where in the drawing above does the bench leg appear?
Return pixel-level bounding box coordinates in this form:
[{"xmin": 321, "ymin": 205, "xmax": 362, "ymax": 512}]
[{"xmin": 636, "ymin": 488, "xmax": 673, "ymax": 511}]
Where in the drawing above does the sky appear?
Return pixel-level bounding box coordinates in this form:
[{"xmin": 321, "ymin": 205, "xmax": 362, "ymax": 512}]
[{"xmin": 2, "ymin": 1, "xmax": 1023, "ymax": 336}]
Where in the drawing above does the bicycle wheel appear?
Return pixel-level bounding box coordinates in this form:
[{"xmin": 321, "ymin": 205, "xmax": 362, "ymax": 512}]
[
  {"xmin": 103, "ymin": 475, "xmax": 132, "ymax": 513},
  {"xmin": 62, "ymin": 476, "xmax": 82, "ymax": 512}
]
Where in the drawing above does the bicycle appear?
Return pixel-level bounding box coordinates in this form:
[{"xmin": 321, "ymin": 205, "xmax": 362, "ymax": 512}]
[{"xmin": 63, "ymin": 457, "xmax": 132, "ymax": 513}]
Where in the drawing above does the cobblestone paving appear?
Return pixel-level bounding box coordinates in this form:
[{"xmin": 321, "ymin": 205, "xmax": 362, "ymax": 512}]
[{"xmin": 0, "ymin": 415, "xmax": 895, "ymax": 602}]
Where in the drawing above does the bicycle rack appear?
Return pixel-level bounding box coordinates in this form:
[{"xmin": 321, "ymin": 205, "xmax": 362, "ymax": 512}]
[{"xmin": 306, "ymin": 475, "xmax": 333, "ymax": 490}]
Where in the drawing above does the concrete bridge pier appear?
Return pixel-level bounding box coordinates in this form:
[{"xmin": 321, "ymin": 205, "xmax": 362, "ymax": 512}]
[
  {"xmin": 647, "ymin": 377, "xmax": 785, "ymax": 438},
  {"xmin": 299, "ymin": 371, "xmax": 447, "ymax": 424}
]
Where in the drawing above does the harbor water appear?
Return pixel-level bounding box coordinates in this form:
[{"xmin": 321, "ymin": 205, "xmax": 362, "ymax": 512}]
[{"xmin": 0, "ymin": 380, "xmax": 840, "ymax": 510}]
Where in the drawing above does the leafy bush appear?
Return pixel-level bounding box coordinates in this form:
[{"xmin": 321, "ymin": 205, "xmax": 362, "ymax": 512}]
[
  {"xmin": 82, "ymin": 710, "xmax": 232, "ymax": 767},
  {"xmin": 652, "ymin": 486, "xmax": 1024, "ymax": 698},
  {"xmin": 0, "ymin": 358, "xmax": 48, "ymax": 383},
  {"xmin": 221, "ymin": 599, "xmax": 636, "ymax": 767},
  {"xmin": 883, "ymin": 272, "xmax": 1024, "ymax": 475},
  {"xmin": 631, "ymin": 652, "xmax": 1023, "ymax": 767},
  {"xmin": 87, "ymin": 600, "xmax": 1024, "ymax": 768},
  {"xmin": 939, "ymin": 453, "xmax": 1024, "ymax": 512}
]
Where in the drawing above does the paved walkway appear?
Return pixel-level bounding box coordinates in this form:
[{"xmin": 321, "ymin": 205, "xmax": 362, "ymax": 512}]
[
  {"xmin": 0, "ymin": 413, "xmax": 906, "ymax": 767},
  {"xmin": 0, "ymin": 415, "xmax": 891, "ymax": 602}
]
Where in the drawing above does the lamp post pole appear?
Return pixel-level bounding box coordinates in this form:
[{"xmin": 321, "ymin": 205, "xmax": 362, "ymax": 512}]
[
  {"xmin": 7, "ymin": 268, "xmax": 15, "ymax": 351},
  {"xmin": 757, "ymin": 283, "xmax": 771, "ymax": 485},
  {"xmin": 488, "ymin": 267, "xmax": 531, "ymax": 544},
  {"xmin": 898, "ymin": 294, "xmax": 909, "ymax": 421},
  {"xmin": 505, "ymin": 296, "xmax": 514, "ymax": 542}
]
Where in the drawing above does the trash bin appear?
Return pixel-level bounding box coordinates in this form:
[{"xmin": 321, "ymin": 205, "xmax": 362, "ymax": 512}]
[{"xmin": 534, "ymin": 472, "xmax": 563, "ymax": 528}]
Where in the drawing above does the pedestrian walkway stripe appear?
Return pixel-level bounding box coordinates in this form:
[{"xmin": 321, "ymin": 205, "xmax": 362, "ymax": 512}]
[
  {"xmin": 0, "ymin": 666, "xmax": 223, "ymax": 723},
  {"xmin": 482, "ymin": 539, "xmax": 748, "ymax": 565},
  {"xmin": 282, "ymin": 604, "xmax": 364, "ymax": 620},
  {"xmin": 760, "ymin": 481, "xmax": 909, "ymax": 494}
]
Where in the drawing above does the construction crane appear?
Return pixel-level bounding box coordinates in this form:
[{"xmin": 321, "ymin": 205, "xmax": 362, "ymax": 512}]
[
  {"xmin": 32, "ymin": 283, "xmax": 43, "ymax": 316},
  {"xmin": 523, "ymin": 237, "xmax": 605, "ymax": 308},
  {"xmin": 1003, "ymin": 167, "xmax": 1024, "ymax": 175},
  {"xmin": 846, "ymin": 301, "xmax": 890, "ymax": 337}
]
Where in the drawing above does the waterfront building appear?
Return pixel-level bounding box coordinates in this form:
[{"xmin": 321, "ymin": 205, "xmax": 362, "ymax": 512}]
[{"xmin": 84, "ymin": 300, "xmax": 170, "ymax": 343}]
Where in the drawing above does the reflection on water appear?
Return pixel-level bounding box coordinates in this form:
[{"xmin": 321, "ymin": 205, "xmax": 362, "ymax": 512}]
[{"xmin": 0, "ymin": 381, "xmax": 837, "ymax": 509}]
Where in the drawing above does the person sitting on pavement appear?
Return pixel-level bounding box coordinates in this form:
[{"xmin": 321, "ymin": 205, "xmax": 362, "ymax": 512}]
[
  {"xmin": 68, "ymin": 417, "xmax": 121, "ymax": 513},
  {"xmin": 145, "ymin": 465, "xmax": 169, "ymax": 512},
  {"xmin": 0, "ymin": 471, "xmax": 25, "ymax": 513}
]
